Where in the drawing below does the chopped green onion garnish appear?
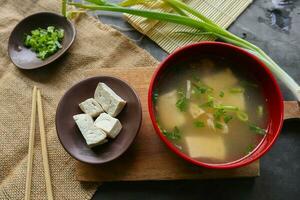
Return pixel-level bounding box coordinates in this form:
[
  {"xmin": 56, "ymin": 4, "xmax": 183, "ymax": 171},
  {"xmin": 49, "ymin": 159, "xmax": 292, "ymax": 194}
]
[
  {"xmin": 214, "ymin": 121, "xmax": 223, "ymax": 129},
  {"xmin": 214, "ymin": 105, "xmax": 239, "ymax": 111},
  {"xmin": 236, "ymin": 110, "xmax": 249, "ymax": 122},
  {"xmin": 24, "ymin": 26, "xmax": 64, "ymax": 60},
  {"xmin": 224, "ymin": 115, "xmax": 233, "ymax": 123},
  {"xmin": 229, "ymin": 87, "xmax": 245, "ymax": 94},
  {"xmin": 219, "ymin": 91, "xmax": 224, "ymax": 98},
  {"xmin": 246, "ymin": 144, "xmax": 255, "ymax": 154},
  {"xmin": 213, "ymin": 108, "xmax": 226, "ymax": 121},
  {"xmin": 176, "ymin": 91, "xmax": 188, "ymax": 112},
  {"xmin": 249, "ymin": 124, "xmax": 266, "ymax": 135},
  {"xmin": 152, "ymin": 88, "xmax": 159, "ymax": 105},
  {"xmin": 162, "ymin": 126, "xmax": 181, "ymax": 140},
  {"xmin": 193, "ymin": 120, "xmax": 205, "ymax": 128}
]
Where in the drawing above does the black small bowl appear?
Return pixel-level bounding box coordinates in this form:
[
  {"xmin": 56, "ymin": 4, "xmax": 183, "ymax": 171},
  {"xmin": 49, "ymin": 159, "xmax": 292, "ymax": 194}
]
[
  {"xmin": 8, "ymin": 12, "xmax": 76, "ymax": 69},
  {"xmin": 56, "ymin": 76, "xmax": 142, "ymax": 164}
]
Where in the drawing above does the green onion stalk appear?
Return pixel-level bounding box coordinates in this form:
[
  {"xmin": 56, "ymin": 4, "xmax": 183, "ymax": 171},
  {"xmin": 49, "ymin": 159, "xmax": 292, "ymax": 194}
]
[{"xmin": 62, "ymin": 0, "xmax": 300, "ymax": 100}]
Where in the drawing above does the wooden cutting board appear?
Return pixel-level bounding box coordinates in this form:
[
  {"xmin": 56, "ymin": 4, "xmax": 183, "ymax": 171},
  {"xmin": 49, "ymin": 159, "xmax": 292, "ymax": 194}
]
[{"xmin": 76, "ymin": 67, "xmax": 260, "ymax": 182}]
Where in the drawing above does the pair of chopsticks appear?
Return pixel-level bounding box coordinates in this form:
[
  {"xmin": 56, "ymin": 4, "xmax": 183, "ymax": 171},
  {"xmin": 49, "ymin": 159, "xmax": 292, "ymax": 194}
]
[{"xmin": 25, "ymin": 86, "xmax": 53, "ymax": 200}]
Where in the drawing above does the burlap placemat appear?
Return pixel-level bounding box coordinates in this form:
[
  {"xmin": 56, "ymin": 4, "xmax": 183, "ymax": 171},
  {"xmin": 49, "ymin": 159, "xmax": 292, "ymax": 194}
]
[
  {"xmin": 0, "ymin": 0, "xmax": 158, "ymax": 199},
  {"xmin": 125, "ymin": 0, "xmax": 252, "ymax": 53}
]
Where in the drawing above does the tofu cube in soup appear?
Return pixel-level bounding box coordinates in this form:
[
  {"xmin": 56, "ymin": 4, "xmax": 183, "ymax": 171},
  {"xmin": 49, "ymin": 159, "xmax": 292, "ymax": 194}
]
[
  {"xmin": 73, "ymin": 114, "xmax": 107, "ymax": 147},
  {"xmin": 94, "ymin": 82, "xmax": 126, "ymax": 117},
  {"xmin": 156, "ymin": 90, "xmax": 186, "ymax": 130},
  {"xmin": 79, "ymin": 98, "xmax": 104, "ymax": 117},
  {"xmin": 184, "ymin": 134, "xmax": 226, "ymax": 161},
  {"xmin": 202, "ymin": 68, "xmax": 238, "ymax": 91},
  {"xmin": 94, "ymin": 113, "xmax": 122, "ymax": 139}
]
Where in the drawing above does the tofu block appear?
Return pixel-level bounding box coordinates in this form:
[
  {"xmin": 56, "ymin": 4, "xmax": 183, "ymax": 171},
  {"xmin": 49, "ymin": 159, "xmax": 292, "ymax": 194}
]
[
  {"xmin": 220, "ymin": 93, "xmax": 246, "ymax": 111},
  {"xmin": 79, "ymin": 98, "xmax": 104, "ymax": 117},
  {"xmin": 189, "ymin": 102, "xmax": 205, "ymax": 119},
  {"xmin": 73, "ymin": 114, "xmax": 107, "ymax": 147},
  {"xmin": 202, "ymin": 68, "xmax": 238, "ymax": 91},
  {"xmin": 156, "ymin": 90, "xmax": 186, "ymax": 130},
  {"xmin": 184, "ymin": 135, "xmax": 226, "ymax": 161},
  {"xmin": 94, "ymin": 82, "xmax": 126, "ymax": 117},
  {"xmin": 94, "ymin": 113, "xmax": 122, "ymax": 139}
]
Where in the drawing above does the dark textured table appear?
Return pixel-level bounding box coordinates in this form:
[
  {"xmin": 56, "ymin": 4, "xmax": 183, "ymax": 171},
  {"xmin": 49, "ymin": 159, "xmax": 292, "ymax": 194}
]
[{"xmin": 92, "ymin": 0, "xmax": 300, "ymax": 199}]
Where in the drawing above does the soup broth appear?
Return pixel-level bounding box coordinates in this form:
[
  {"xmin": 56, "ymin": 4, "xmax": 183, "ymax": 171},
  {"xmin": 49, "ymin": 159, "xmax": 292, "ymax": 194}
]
[{"xmin": 154, "ymin": 55, "xmax": 268, "ymax": 164}]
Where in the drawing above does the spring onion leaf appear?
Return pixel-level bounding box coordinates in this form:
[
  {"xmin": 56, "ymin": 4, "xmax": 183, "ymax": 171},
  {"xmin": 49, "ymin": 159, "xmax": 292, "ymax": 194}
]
[
  {"xmin": 201, "ymin": 95, "xmax": 214, "ymax": 108},
  {"xmin": 214, "ymin": 105, "xmax": 239, "ymax": 112},
  {"xmin": 236, "ymin": 110, "xmax": 249, "ymax": 122},
  {"xmin": 152, "ymin": 88, "xmax": 159, "ymax": 105},
  {"xmin": 193, "ymin": 120, "xmax": 205, "ymax": 128},
  {"xmin": 176, "ymin": 89, "xmax": 188, "ymax": 112},
  {"xmin": 246, "ymin": 144, "xmax": 255, "ymax": 154},
  {"xmin": 214, "ymin": 121, "xmax": 223, "ymax": 129},
  {"xmin": 229, "ymin": 87, "xmax": 245, "ymax": 94},
  {"xmin": 162, "ymin": 126, "xmax": 181, "ymax": 140},
  {"xmin": 66, "ymin": 0, "xmax": 300, "ymax": 101},
  {"xmin": 249, "ymin": 124, "xmax": 266, "ymax": 135},
  {"xmin": 213, "ymin": 108, "xmax": 226, "ymax": 121},
  {"xmin": 224, "ymin": 115, "xmax": 233, "ymax": 124},
  {"xmin": 219, "ymin": 91, "xmax": 225, "ymax": 98}
]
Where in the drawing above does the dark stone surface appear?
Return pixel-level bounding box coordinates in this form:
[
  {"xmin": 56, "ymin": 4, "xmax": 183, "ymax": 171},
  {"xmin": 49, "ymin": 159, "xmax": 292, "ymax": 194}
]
[{"xmin": 90, "ymin": 0, "xmax": 300, "ymax": 199}]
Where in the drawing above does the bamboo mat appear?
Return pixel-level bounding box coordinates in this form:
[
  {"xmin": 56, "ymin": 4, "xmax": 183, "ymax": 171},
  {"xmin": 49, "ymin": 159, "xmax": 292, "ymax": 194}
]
[{"xmin": 125, "ymin": 0, "xmax": 253, "ymax": 53}]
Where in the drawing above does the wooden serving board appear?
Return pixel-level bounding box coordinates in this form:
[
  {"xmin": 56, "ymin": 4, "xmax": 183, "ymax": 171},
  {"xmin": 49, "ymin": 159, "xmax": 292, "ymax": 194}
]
[{"xmin": 75, "ymin": 67, "xmax": 264, "ymax": 182}]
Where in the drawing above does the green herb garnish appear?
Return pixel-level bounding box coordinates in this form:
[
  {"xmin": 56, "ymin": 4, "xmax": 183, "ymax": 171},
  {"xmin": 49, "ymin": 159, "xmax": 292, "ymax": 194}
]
[
  {"xmin": 162, "ymin": 126, "xmax": 181, "ymax": 140},
  {"xmin": 24, "ymin": 26, "xmax": 64, "ymax": 60},
  {"xmin": 249, "ymin": 124, "xmax": 266, "ymax": 135},
  {"xmin": 214, "ymin": 121, "xmax": 223, "ymax": 129},
  {"xmin": 176, "ymin": 89, "xmax": 188, "ymax": 112},
  {"xmin": 246, "ymin": 144, "xmax": 255, "ymax": 153},
  {"xmin": 219, "ymin": 91, "xmax": 225, "ymax": 98},
  {"xmin": 192, "ymin": 82, "xmax": 212, "ymax": 95},
  {"xmin": 200, "ymin": 95, "xmax": 215, "ymax": 108},
  {"xmin": 152, "ymin": 88, "xmax": 159, "ymax": 105},
  {"xmin": 213, "ymin": 108, "xmax": 226, "ymax": 121},
  {"xmin": 193, "ymin": 120, "xmax": 205, "ymax": 128},
  {"xmin": 224, "ymin": 115, "xmax": 233, "ymax": 124},
  {"xmin": 229, "ymin": 87, "xmax": 245, "ymax": 94},
  {"xmin": 236, "ymin": 110, "xmax": 249, "ymax": 122}
]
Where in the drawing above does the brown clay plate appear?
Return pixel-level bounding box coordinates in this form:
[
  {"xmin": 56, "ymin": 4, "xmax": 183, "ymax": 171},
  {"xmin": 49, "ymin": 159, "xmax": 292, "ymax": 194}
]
[
  {"xmin": 56, "ymin": 76, "xmax": 142, "ymax": 164},
  {"xmin": 8, "ymin": 12, "xmax": 76, "ymax": 69}
]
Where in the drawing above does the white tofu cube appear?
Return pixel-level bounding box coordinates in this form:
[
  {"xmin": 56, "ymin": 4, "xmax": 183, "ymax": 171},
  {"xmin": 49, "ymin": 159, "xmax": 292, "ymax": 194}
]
[
  {"xmin": 94, "ymin": 82, "xmax": 126, "ymax": 117},
  {"xmin": 94, "ymin": 113, "xmax": 122, "ymax": 139},
  {"xmin": 156, "ymin": 90, "xmax": 186, "ymax": 130},
  {"xmin": 73, "ymin": 114, "xmax": 107, "ymax": 147},
  {"xmin": 184, "ymin": 135, "xmax": 226, "ymax": 161},
  {"xmin": 202, "ymin": 68, "xmax": 238, "ymax": 91},
  {"xmin": 79, "ymin": 98, "xmax": 104, "ymax": 117}
]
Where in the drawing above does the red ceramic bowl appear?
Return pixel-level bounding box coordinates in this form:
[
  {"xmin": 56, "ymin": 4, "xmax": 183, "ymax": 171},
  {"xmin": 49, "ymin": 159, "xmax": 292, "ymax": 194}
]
[{"xmin": 148, "ymin": 42, "xmax": 284, "ymax": 169}]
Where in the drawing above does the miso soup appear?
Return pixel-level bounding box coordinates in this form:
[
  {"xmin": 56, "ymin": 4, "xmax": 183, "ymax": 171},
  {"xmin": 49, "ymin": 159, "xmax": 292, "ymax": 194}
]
[{"xmin": 154, "ymin": 55, "xmax": 268, "ymax": 164}]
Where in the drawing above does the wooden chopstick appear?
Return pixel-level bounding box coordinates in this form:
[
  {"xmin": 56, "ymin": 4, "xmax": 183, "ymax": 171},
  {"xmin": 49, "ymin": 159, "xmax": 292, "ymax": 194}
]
[
  {"xmin": 37, "ymin": 89, "xmax": 54, "ymax": 200},
  {"xmin": 25, "ymin": 86, "xmax": 37, "ymax": 200}
]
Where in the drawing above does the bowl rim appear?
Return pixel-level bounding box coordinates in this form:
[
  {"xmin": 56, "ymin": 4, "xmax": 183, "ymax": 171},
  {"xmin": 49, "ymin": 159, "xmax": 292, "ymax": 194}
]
[
  {"xmin": 8, "ymin": 11, "xmax": 76, "ymax": 70},
  {"xmin": 148, "ymin": 41, "xmax": 284, "ymax": 169},
  {"xmin": 55, "ymin": 76, "xmax": 143, "ymax": 164}
]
